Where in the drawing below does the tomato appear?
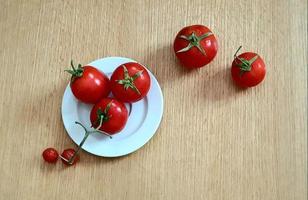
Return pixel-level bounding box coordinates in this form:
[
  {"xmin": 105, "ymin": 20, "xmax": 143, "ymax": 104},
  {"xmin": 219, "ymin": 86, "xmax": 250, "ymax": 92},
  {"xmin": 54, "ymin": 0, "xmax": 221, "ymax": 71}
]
[
  {"xmin": 231, "ymin": 46, "xmax": 266, "ymax": 87},
  {"xmin": 90, "ymin": 98, "xmax": 128, "ymax": 134},
  {"xmin": 110, "ymin": 62, "xmax": 151, "ymax": 103},
  {"xmin": 66, "ymin": 60, "xmax": 110, "ymax": 104},
  {"xmin": 42, "ymin": 148, "xmax": 59, "ymax": 163},
  {"xmin": 173, "ymin": 25, "xmax": 218, "ymax": 69},
  {"xmin": 61, "ymin": 149, "xmax": 79, "ymax": 166}
]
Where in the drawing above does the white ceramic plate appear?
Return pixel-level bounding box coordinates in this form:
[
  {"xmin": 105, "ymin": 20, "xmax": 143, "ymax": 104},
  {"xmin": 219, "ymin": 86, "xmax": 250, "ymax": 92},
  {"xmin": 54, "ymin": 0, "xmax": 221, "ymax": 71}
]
[{"xmin": 61, "ymin": 57, "xmax": 163, "ymax": 157}]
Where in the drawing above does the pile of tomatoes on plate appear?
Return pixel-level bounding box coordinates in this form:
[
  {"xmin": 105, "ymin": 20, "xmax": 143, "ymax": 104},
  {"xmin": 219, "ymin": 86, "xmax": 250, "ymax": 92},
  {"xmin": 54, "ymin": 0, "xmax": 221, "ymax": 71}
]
[
  {"xmin": 42, "ymin": 62, "xmax": 151, "ymax": 166},
  {"xmin": 42, "ymin": 24, "xmax": 266, "ymax": 166}
]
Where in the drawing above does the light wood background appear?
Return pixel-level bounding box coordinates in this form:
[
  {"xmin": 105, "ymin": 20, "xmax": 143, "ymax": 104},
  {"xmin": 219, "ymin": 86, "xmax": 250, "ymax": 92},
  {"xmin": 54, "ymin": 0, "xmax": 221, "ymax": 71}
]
[{"xmin": 0, "ymin": 0, "xmax": 307, "ymax": 199}]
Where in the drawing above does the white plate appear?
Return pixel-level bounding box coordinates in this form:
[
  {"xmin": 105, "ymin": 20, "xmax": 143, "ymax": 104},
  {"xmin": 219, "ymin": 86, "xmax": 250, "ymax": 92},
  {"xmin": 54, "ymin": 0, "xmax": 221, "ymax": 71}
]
[{"xmin": 61, "ymin": 57, "xmax": 163, "ymax": 157}]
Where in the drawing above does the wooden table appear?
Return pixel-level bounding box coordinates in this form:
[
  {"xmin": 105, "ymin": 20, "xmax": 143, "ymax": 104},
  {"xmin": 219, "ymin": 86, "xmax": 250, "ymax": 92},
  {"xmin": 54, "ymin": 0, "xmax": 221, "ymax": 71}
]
[{"xmin": 0, "ymin": 0, "xmax": 307, "ymax": 199}]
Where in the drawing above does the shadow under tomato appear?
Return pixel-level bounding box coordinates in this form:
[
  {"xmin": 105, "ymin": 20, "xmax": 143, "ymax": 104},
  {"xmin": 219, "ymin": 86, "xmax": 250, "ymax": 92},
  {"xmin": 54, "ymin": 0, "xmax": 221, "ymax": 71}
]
[
  {"xmin": 141, "ymin": 44, "xmax": 195, "ymax": 87},
  {"xmin": 40, "ymin": 158, "xmax": 60, "ymax": 172},
  {"xmin": 201, "ymin": 65, "xmax": 248, "ymax": 101}
]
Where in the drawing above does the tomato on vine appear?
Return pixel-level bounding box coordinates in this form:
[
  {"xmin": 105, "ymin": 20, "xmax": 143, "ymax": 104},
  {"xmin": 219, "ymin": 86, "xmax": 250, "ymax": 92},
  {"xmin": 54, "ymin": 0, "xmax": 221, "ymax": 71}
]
[
  {"xmin": 61, "ymin": 149, "xmax": 79, "ymax": 166},
  {"xmin": 90, "ymin": 98, "xmax": 128, "ymax": 134},
  {"xmin": 60, "ymin": 98, "xmax": 128, "ymax": 165}
]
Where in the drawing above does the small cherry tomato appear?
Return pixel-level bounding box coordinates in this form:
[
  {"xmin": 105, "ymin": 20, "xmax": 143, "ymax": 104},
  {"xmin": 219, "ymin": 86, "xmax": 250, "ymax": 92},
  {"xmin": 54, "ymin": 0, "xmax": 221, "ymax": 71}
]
[
  {"xmin": 173, "ymin": 25, "xmax": 218, "ymax": 69},
  {"xmin": 66, "ymin": 60, "xmax": 110, "ymax": 104},
  {"xmin": 42, "ymin": 148, "xmax": 59, "ymax": 163},
  {"xmin": 90, "ymin": 98, "xmax": 128, "ymax": 134},
  {"xmin": 61, "ymin": 148, "xmax": 79, "ymax": 166},
  {"xmin": 231, "ymin": 46, "xmax": 266, "ymax": 88},
  {"xmin": 110, "ymin": 62, "xmax": 151, "ymax": 103}
]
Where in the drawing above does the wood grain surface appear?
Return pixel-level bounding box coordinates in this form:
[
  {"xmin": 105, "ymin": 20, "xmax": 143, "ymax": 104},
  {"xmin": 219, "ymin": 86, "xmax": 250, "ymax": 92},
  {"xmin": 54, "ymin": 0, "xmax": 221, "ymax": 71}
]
[{"xmin": 0, "ymin": 0, "xmax": 307, "ymax": 199}]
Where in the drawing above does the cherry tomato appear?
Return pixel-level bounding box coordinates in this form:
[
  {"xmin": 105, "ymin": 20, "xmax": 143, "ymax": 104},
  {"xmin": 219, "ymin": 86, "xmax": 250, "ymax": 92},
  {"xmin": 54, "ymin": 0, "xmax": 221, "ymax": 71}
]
[
  {"xmin": 61, "ymin": 149, "xmax": 79, "ymax": 166},
  {"xmin": 90, "ymin": 98, "xmax": 128, "ymax": 134},
  {"xmin": 42, "ymin": 148, "xmax": 59, "ymax": 163},
  {"xmin": 173, "ymin": 25, "xmax": 218, "ymax": 69},
  {"xmin": 231, "ymin": 46, "xmax": 266, "ymax": 87},
  {"xmin": 110, "ymin": 62, "xmax": 150, "ymax": 103},
  {"xmin": 66, "ymin": 60, "xmax": 110, "ymax": 104}
]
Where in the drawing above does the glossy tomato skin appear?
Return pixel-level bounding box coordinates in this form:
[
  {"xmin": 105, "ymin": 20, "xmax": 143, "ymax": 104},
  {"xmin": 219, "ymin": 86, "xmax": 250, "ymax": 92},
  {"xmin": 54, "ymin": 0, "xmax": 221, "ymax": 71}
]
[
  {"xmin": 110, "ymin": 62, "xmax": 151, "ymax": 103},
  {"xmin": 173, "ymin": 25, "xmax": 218, "ymax": 69},
  {"xmin": 61, "ymin": 148, "xmax": 79, "ymax": 166},
  {"xmin": 70, "ymin": 66, "xmax": 110, "ymax": 104},
  {"xmin": 42, "ymin": 148, "xmax": 59, "ymax": 163},
  {"xmin": 90, "ymin": 98, "xmax": 128, "ymax": 134},
  {"xmin": 231, "ymin": 52, "xmax": 266, "ymax": 88}
]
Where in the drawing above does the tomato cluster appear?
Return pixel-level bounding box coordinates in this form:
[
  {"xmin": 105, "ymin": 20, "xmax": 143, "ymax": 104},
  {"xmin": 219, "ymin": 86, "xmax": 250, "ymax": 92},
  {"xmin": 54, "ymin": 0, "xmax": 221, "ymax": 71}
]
[
  {"xmin": 173, "ymin": 25, "xmax": 266, "ymax": 87},
  {"xmin": 42, "ymin": 62, "xmax": 151, "ymax": 166},
  {"xmin": 42, "ymin": 147, "xmax": 79, "ymax": 166}
]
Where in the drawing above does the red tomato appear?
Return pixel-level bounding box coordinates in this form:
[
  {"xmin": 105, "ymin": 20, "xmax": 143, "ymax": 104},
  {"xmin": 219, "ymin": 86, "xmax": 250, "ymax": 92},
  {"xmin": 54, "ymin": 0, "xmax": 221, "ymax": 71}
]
[
  {"xmin": 110, "ymin": 62, "xmax": 150, "ymax": 103},
  {"xmin": 42, "ymin": 148, "xmax": 59, "ymax": 163},
  {"xmin": 173, "ymin": 25, "xmax": 218, "ymax": 69},
  {"xmin": 231, "ymin": 46, "xmax": 266, "ymax": 87},
  {"xmin": 61, "ymin": 149, "xmax": 79, "ymax": 166},
  {"xmin": 66, "ymin": 61, "xmax": 110, "ymax": 104},
  {"xmin": 90, "ymin": 98, "xmax": 128, "ymax": 134}
]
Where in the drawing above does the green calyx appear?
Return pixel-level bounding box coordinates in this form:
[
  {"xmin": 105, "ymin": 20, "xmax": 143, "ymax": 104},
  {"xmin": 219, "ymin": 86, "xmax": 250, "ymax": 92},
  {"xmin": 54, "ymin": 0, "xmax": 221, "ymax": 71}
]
[
  {"xmin": 117, "ymin": 65, "xmax": 143, "ymax": 95},
  {"xmin": 64, "ymin": 60, "xmax": 84, "ymax": 78},
  {"xmin": 95, "ymin": 101, "xmax": 113, "ymax": 128},
  {"xmin": 176, "ymin": 31, "xmax": 213, "ymax": 55},
  {"xmin": 234, "ymin": 46, "xmax": 258, "ymax": 75}
]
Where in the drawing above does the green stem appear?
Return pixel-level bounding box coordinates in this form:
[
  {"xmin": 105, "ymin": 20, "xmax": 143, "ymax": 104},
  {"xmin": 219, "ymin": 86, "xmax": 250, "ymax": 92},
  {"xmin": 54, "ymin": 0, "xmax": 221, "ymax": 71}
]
[
  {"xmin": 234, "ymin": 46, "xmax": 242, "ymax": 58},
  {"xmin": 67, "ymin": 131, "xmax": 90, "ymax": 164},
  {"xmin": 65, "ymin": 120, "xmax": 112, "ymax": 165},
  {"xmin": 71, "ymin": 60, "xmax": 76, "ymax": 71},
  {"xmin": 233, "ymin": 46, "xmax": 258, "ymax": 76},
  {"xmin": 65, "ymin": 60, "xmax": 84, "ymax": 78}
]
